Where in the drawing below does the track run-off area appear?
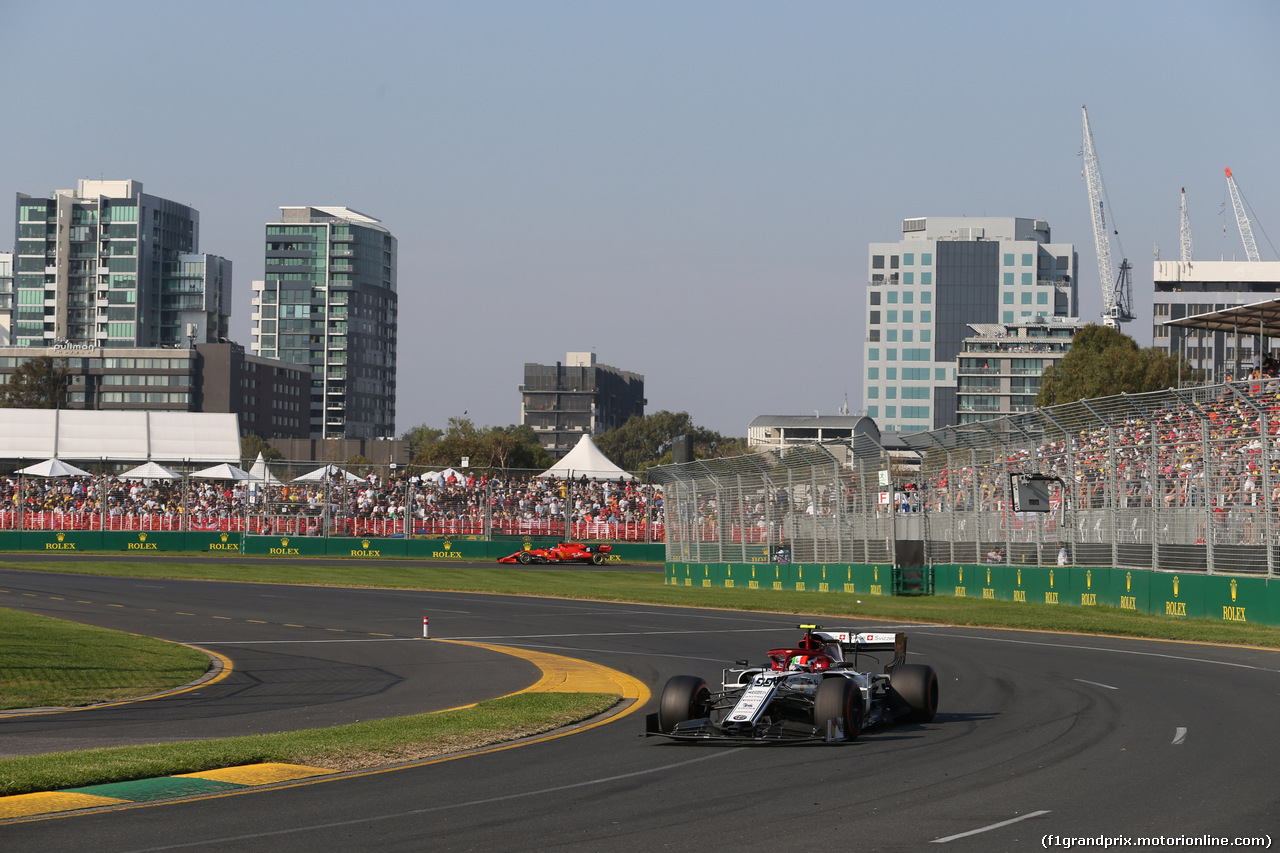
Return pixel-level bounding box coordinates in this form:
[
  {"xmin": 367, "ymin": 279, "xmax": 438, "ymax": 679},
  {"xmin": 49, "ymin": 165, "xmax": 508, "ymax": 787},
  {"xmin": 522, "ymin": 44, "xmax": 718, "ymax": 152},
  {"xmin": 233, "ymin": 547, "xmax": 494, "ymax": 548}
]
[{"xmin": 0, "ymin": 562, "xmax": 1277, "ymax": 852}]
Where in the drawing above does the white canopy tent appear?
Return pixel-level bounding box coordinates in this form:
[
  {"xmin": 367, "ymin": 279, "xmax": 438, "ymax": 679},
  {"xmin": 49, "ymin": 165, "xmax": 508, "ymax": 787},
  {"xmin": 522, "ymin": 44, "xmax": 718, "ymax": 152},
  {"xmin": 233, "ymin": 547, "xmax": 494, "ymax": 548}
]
[
  {"xmin": 248, "ymin": 453, "xmax": 284, "ymax": 485},
  {"xmin": 538, "ymin": 434, "xmax": 633, "ymax": 481},
  {"xmin": 190, "ymin": 463, "xmax": 253, "ymax": 481},
  {"xmin": 118, "ymin": 461, "xmax": 181, "ymax": 481},
  {"xmin": 294, "ymin": 465, "xmax": 361, "ymax": 483},
  {"xmin": 17, "ymin": 458, "xmax": 93, "ymax": 478}
]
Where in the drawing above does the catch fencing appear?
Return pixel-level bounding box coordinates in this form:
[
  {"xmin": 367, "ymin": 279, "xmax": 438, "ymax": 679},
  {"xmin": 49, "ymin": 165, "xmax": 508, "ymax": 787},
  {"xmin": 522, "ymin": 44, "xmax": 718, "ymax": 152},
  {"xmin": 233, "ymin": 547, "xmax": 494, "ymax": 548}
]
[{"xmin": 651, "ymin": 380, "xmax": 1280, "ymax": 578}]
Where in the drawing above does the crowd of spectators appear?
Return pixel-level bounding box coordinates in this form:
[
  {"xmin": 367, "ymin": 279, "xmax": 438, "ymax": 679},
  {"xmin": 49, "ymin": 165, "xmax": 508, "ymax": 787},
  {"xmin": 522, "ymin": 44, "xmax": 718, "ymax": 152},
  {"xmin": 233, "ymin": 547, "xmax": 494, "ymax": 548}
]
[{"xmin": 0, "ymin": 468, "xmax": 664, "ymax": 541}]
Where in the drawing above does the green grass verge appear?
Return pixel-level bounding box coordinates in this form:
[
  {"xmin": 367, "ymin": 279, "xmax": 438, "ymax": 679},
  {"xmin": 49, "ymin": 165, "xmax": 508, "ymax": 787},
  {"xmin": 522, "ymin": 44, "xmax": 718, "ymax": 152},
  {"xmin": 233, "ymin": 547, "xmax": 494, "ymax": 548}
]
[
  {"xmin": 0, "ymin": 608, "xmax": 209, "ymax": 710},
  {"xmin": 6, "ymin": 559, "xmax": 1280, "ymax": 648},
  {"xmin": 0, "ymin": 691, "xmax": 616, "ymax": 797}
]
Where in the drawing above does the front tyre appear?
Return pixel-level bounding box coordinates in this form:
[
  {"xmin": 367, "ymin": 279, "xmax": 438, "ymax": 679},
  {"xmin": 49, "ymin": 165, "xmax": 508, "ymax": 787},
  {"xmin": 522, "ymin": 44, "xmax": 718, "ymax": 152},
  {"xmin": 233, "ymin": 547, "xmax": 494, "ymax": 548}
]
[
  {"xmin": 889, "ymin": 664, "xmax": 939, "ymax": 723},
  {"xmin": 658, "ymin": 675, "xmax": 710, "ymax": 731},
  {"xmin": 517, "ymin": 551, "xmax": 533, "ymax": 565},
  {"xmin": 813, "ymin": 677, "xmax": 863, "ymax": 741}
]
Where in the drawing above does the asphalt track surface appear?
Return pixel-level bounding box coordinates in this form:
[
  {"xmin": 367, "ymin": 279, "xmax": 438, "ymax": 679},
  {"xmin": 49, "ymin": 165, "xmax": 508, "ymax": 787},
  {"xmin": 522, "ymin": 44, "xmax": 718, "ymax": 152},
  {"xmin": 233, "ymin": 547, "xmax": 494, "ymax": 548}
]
[{"xmin": 2, "ymin": 562, "xmax": 1279, "ymax": 851}]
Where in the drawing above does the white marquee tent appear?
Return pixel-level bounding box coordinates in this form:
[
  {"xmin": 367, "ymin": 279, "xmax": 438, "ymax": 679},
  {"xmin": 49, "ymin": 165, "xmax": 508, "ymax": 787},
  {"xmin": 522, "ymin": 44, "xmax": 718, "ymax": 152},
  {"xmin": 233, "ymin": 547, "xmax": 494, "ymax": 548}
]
[
  {"xmin": 537, "ymin": 434, "xmax": 633, "ymax": 481},
  {"xmin": 0, "ymin": 410, "xmax": 240, "ymax": 463}
]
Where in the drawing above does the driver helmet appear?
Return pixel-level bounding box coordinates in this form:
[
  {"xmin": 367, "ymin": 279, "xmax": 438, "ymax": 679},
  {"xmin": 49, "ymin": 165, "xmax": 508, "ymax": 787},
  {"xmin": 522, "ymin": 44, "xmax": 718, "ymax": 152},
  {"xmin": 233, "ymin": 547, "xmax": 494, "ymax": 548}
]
[{"xmin": 788, "ymin": 654, "xmax": 812, "ymax": 672}]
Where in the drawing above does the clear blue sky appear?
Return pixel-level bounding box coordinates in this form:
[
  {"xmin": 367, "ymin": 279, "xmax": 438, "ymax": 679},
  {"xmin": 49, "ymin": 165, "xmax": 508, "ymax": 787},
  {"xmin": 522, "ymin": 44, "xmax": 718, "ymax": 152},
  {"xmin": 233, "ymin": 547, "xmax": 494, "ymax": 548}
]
[{"xmin": 4, "ymin": 1, "xmax": 1278, "ymax": 436}]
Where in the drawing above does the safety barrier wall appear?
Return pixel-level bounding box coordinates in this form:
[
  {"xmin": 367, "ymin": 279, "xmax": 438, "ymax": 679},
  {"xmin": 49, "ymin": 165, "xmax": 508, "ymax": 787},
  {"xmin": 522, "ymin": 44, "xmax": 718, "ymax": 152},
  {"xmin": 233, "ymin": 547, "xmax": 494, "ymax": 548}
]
[
  {"xmin": 0, "ymin": 529, "xmax": 664, "ymax": 562},
  {"xmin": 664, "ymin": 560, "xmax": 1280, "ymax": 626}
]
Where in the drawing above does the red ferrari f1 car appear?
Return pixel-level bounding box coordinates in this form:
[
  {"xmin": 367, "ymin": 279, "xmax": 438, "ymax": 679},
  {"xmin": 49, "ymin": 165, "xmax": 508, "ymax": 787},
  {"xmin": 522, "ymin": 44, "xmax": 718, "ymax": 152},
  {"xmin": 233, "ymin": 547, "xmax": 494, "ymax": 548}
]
[{"xmin": 497, "ymin": 542, "xmax": 614, "ymax": 565}]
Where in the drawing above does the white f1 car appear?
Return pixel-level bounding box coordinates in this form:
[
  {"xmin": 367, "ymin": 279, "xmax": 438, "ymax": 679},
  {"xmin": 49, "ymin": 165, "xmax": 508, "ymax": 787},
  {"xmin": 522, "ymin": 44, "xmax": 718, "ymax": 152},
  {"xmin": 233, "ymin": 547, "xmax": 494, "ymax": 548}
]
[{"xmin": 644, "ymin": 625, "xmax": 938, "ymax": 743}]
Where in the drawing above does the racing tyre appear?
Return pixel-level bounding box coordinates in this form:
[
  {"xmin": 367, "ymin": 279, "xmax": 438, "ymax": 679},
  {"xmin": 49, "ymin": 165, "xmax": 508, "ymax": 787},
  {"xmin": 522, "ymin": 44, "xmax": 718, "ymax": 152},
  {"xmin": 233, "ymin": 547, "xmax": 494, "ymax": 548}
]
[
  {"xmin": 591, "ymin": 552, "xmax": 606, "ymax": 566},
  {"xmin": 813, "ymin": 676, "xmax": 863, "ymax": 741},
  {"xmin": 657, "ymin": 675, "xmax": 710, "ymax": 731},
  {"xmin": 517, "ymin": 551, "xmax": 533, "ymax": 565},
  {"xmin": 888, "ymin": 664, "xmax": 938, "ymax": 723}
]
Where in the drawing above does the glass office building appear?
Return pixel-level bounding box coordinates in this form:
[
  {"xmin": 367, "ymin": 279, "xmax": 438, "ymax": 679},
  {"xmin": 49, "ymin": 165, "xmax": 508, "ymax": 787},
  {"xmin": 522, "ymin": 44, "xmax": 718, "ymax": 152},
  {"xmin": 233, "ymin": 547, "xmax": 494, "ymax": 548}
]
[
  {"xmin": 12, "ymin": 180, "xmax": 230, "ymax": 349},
  {"xmin": 863, "ymin": 217, "xmax": 1078, "ymax": 432},
  {"xmin": 250, "ymin": 206, "xmax": 397, "ymax": 440}
]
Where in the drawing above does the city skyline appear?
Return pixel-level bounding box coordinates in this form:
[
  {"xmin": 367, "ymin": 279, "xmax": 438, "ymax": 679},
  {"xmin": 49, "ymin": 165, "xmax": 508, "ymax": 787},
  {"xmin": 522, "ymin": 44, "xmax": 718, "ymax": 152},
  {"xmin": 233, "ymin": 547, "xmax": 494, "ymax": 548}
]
[{"xmin": 3, "ymin": 2, "xmax": 1278, "ymax": 436}]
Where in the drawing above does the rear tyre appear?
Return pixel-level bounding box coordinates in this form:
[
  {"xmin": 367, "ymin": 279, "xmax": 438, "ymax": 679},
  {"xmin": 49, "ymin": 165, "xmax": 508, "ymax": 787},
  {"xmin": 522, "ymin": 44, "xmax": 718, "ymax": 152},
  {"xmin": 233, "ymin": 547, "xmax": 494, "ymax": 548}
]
[
  {"xmin": 591, "ymin": 552, "xmax": 606, "ymax": 565},
  {"xmin": 517, "ymin": 551, "xmax": 533, "ymax": 565},
  {"xmin": 889, "ymin": 664, "xmax": 938, "ymax": 723},
  {"xmin": 813, "ymin": 676, "xmax": 863, "ymax": 741},
  {"xmin": 658, "ymin": 675, "xmax": 710, "ymax": 731}
]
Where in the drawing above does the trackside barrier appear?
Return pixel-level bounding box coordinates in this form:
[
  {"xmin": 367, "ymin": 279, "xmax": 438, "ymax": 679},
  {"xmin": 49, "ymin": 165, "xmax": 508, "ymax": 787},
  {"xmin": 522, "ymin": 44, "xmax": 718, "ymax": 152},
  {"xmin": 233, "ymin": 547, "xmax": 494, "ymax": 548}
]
[
  {"xmin": 240, "ymin": 536, "xmax": 665, "ymax": 563},
  {"xmin": 664, "ymin": 562, "xmax": 894, "ymax": 597}
]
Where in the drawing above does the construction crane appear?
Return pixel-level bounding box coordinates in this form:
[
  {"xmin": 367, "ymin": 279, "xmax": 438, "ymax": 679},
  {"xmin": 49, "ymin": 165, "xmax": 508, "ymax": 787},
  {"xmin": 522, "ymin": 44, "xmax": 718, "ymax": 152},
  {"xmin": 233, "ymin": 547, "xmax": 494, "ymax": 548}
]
[
  {"xmin": 1080, "ymin": 105, "xmax": 1134, "ymax": 329},
  {"xmin": 1224, "ymin": 167, "xmax": 1261, "ymax": 262},
  {"xmin": 1180, "ymin": 188, "xmax": 1194, "ymax": 262}
]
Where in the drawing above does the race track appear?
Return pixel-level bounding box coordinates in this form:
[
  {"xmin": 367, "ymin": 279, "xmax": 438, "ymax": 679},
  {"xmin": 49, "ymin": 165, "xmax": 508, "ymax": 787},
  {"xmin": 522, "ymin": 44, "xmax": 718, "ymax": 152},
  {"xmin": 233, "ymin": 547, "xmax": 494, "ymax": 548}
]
[{"xmin": 1, "ymin": 564, "xmax": 1277, "ymax": 851}]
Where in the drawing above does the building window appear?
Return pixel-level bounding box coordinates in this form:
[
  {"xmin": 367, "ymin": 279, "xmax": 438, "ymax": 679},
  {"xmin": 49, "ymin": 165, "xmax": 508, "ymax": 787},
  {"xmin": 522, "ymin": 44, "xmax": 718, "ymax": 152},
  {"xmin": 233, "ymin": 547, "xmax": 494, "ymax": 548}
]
[
  {"xmin": 921, "ymin": 292, "xmax": 931, "ymax": 304},
  {"xmin": 1004, "ymin": 253, "xmax": 1015, "ymax": 267},
  {"xmin": 1004, "ymin": 273, "xmax": 1014, "ymax": 286},
  {"xmin": 1003, "ymin": 311, "xmax": 1014, "ymax": 323},
  {"xmin": 1004, "ymin": 292, "xmax": 1014, "ymax": 304},
  {"xmin": 903, "ymin": 292, "xmax": 914, "ymax": 305},
  {"xmin": 1022, "ymin": 254, "xmax": 1033, "ymax": 266},
  {"xmin": 887, "ymin": 310, "xmax": 898, "ymax": 323},
  {"xmin": 1022, "ymin": 273, "xmax": 1032, "ymax": 286},
  {"xmin": 921, "ymin": 310, "xmax": 931, "ymax": 323},
  {"xmin": 902, "ymin": 330, "xmax": 913, "ymax": 342},
  {"xmin": 902, "ymin": 406, "xmax": 929, "ymax": 419},
  {"xmin": 867, "ymin": 387, "xmax": 879, "ymax": 399},
  {"xmin": 921, "ymin": 272, "xmax": 931, "ymax": 285},
  {"xmin": 890, "ymin": 256, "xmax": 899, "ymax": 269},
  {"xmin": 870, "ymin": 291, "xmax": 881, "ymax": 305},
  {"xmin": 903, "ymin": 253, "xmax": 914, "ymax": 266},
  {"xmin": 885, "ymin": 406, "xmax": 896, "ymax": 418},
  {"xmin": 903, "ymin": 272, "xmax": 914, "ymax": 285},
  {"xmin": 867, "ymin": 367, "xmax": 879, "ymax": 379},
  {"xmin": 1022, "ymin": 292, "xmax": 1032, "ymax": 305},
  {"xmin": 887, "ymin": 330, "xmax": 898, "ymax": 342},
  {"xmin": 935, "ymin": 368, "xmax": 947, "ymax": 381},
  {"xmin": 921, "ymin": 253, "xmax": 932, "ymax": 265},
  {"xmin": 1037, "ymin": 291, "xmax": 1048, "ymax": 305},
  {"xmin": 867, "ymin": 406, "xmax": 878, "ymax": 418},
  {"xmin": 868, "ymin": 329, "xmax": 880, "ymax": 342},
  {"xmin": 920, "ymin": 330, "xmax": 931, "ymax": 342},
  {"xmin": 868, "ymin": 349, "xmax": 879, "ymax": 361},
  {"xmin": 903, "ymin": 310, "xmax": 913, "ymax": 323},
  {"xmin": 870, "ymin": 311, "xmax": 880, "ymax": 325},
  {"xmin": 872, "ymin": 255, "xmax": 884, "ymax": 269},
  {"xmin": 887, "ymin": 349, "xmax": 897, "ymax": 361},
  {"xmin": 886, "ymin": 367, "xmax": 896, "ymax": 380},
  {"xmin": 887, "ymin": 291, "xmax": 898, "ymax": 304},
  {"xmin": 886, "ymin": 387, "xmax": 897, "ymax": 400}
]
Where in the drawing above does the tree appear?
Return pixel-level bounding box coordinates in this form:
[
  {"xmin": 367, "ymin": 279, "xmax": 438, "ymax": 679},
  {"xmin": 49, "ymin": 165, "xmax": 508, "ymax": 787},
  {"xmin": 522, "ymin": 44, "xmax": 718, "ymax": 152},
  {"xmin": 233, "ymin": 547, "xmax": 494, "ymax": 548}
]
[
  {"xmin": 594, "ymin": 410, "xmax": 745, "ymax": 472},
  {"xmin": 240, "ymin": 434, "xmax": 283, "ymax": 469},
  {"xmin": 404, "ymin": 416, "xmax": 552, "ymax": 471},
  {"xmin": 1036, "ymin": 324, "xmax": 1202, "ymax": 407},
  {"xmin": 0, "ymin": 356, "xmax": 69, "ymax": 409}
]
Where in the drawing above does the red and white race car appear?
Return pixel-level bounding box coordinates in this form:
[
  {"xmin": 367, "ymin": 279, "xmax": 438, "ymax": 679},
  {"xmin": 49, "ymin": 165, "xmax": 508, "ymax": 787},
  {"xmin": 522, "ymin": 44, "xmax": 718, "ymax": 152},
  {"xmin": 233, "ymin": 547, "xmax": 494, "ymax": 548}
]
[
  {"xmin": 497, "ymin": 542, "xmax": 614, "ymax": 565},
  {"xmin": 646, "ymin": 625, "xmax": 938, "ymax": 742}
]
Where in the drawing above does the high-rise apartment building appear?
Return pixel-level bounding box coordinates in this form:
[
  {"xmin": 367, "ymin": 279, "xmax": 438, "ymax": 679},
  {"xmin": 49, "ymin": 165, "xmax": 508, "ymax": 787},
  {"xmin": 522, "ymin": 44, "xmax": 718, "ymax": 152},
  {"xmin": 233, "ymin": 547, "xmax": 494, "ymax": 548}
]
[
  {"xmin": 13, "ymin": 180, "xmax": 230, "ymax": 348},
  {"xmin": 1152, "ymin": 260, "xmax": 1280, "ymax": 379},
  {"xmin": 863, "ymin": 217, "xmax": 1078, "ymax": 432},
  {"xmin": 250, "ymin": 206, "xmax": 397, "ymax": 440},
  {"xmin": 521, "ymin": 352, "xmax": 646, "ymax": 459},
  {"xmin": 0, "ymin": 251, "xmax": 13, "ymax": 346}
]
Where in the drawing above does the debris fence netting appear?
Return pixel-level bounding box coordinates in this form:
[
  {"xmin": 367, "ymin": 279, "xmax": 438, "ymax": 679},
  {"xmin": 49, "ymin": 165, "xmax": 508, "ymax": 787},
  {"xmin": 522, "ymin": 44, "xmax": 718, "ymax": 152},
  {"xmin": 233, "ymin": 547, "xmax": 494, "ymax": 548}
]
[{"xmin": 651, "ymin": 380, "xmax": 1279, "ymax": 577}]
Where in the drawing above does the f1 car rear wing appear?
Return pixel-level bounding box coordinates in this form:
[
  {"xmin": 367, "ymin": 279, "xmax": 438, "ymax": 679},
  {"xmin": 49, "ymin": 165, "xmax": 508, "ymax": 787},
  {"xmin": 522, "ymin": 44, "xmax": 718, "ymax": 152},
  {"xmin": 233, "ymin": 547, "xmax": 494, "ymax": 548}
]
[{"xmin": 801, "ymin": 625, "xmax": 908, "ymax": 670}]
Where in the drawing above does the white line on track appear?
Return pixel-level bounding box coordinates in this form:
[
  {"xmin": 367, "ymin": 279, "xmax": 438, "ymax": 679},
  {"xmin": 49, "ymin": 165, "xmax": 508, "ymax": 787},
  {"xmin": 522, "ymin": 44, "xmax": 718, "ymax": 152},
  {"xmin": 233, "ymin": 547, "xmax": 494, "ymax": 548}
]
[
  {"xmin": 1073, "ymin": 678, "xmax": 1118, "ymax": 690},
  {"xmin": 931, "ymin": 810, "xmax": 1051, "ymax": 843},
  {"xmin": 916, "ymin": 630, "xmax": 1280, "ymax": 673},
  {"xmin": 117, "ymin": 750, "xmax": 738, "ymax": 852},
  {"xmin": 1173, "ymin": 727, "xmax": 1188, "ymax": 745},
  {"xmin": 179, "ymin": 638, "xmax": 421, "ymax": 645}
]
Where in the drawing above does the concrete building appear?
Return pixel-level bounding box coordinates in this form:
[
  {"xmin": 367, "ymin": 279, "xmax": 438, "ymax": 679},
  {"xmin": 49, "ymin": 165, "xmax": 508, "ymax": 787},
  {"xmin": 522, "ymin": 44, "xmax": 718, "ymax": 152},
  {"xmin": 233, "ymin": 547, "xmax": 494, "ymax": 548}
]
[
  {"xmin": 0, "ymin": 343, "xmax": 309, "ymax": 438},
  {"xmin": 957, "ymin": 318, "xmax": 1084, "ymax": 424},
  {"xmin": 0, "ymin": 251, "xmax": 12, "ymax": 346},
  {"xmin": 863, "ymin": 216, "xmax": 1078, "ymax": 432},
  {"xmin": 13, "ymin": 180, "xmax": 230, "ymax": 348},
  {"xmin": 1153, "ymin": 260, "xmax": 1280, "ymax": 379},
  {"xmin": 250, "ymin": 206, "xmax": 398, "ymax": 441},
  {"xmin": 520, "ymin": 352, "xmax": 645, "ymax": 459},
  {"xmin": 747, "ymin": 414, "xmax": 874, "ymax": 449}
]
